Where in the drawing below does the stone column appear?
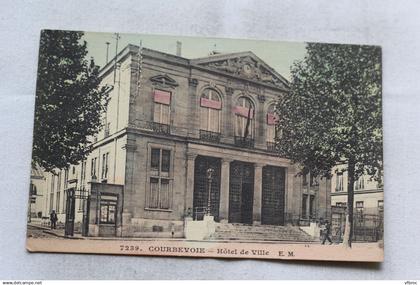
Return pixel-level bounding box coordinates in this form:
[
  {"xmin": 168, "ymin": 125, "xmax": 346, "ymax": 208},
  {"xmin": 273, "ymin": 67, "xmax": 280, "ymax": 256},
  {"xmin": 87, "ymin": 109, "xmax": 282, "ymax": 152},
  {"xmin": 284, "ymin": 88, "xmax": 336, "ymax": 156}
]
[
  {"xmin": 222, "ymin": 87, "xmax": 234, "ymax": 144},
  {"xmin": 188, "ymin": 78, "xmax": 199, "ymax": 138},
  {"xmin": 219, "ymin": 158, "xmax": 233, "ymax": 222},
  {"xmin": 255, "ymin": 94, "xmax": 266, "ymax": 149},
  {"xmin": 253, "ymin": 163, "xmax": 264, "ymax": 224},
  {"xmin": 288, "ymin": 165, "xmax": 299, "ymax": 224},
  {"xmin": 185, "ymin": 153, "xmax": 197, "ymax": 216},
  {"xmin": 121, "ymin": 134, "xmax": 137, "ymax": 236}
]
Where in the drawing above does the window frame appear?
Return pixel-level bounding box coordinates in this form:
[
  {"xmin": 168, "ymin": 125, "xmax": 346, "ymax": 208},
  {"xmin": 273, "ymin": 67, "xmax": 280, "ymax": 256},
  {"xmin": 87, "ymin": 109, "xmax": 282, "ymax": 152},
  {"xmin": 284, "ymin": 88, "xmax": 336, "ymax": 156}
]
[
  {"xmin": 101, "ymin": 152, "xmax": 109, "ymax": 180},
  {"xmin": 91, "ymin": 157, "xmax": 98, "ymax": 179},
  {"xmin": 153, "ymin": 89, "xmax": 171, "ymax": 125},
  {"xmin": 355, "ymin": 176, "xmax": 365, "ymax": 190},
  {"xmin": 234, "ymin": 96, "xmax": 255, "ymax": 138},
  {"xmin": 336, "ymin": 172, "xmax": 344, "ymax": 192},
  {"xmin": 99, "ymin": 198, "xmax": 117, "ymax": 225},
  {"xmin": 146, "ymin": 144, "xmax": 174, "ymax": 211},
  {"xmin": 199, "ymin": 89, "xmax": 222, "ymax": 133},
  {"xmin": 266, "ymin": 104, "xmax": 278, "ymax": 143}
]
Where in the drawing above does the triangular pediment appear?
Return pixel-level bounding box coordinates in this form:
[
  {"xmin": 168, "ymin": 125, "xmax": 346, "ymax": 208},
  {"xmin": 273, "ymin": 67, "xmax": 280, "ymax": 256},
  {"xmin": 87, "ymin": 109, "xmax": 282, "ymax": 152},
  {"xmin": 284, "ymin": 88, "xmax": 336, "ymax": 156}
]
[
  {"xmin": 150, "ymin": 74, "xmax": 179, "ymax": 88},
  {"xmin": 191, "ymin": 52, "xmax": 289, "ymax": 89}
]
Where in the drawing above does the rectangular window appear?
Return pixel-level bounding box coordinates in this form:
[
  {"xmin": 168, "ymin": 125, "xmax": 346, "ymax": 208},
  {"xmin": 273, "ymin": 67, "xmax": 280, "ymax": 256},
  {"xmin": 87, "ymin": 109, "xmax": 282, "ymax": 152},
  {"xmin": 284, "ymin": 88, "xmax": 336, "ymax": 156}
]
[
  {"xmin": 378, "ymin": 200, "xmax": 384, "ymax": 210},
  {"xmin": 302, "ymin": 173, "xmax": 308, "ymax": 186},
  {"xmin": 57, "ymin": 172, "xmax": 62, "ymax": 192},
  {"xmin": 151, "ymin": 149, "xmax": 160, "ymax": 171},
  {"xmin": 356, "ymin": 201, "xmax": 364, "ymax": 215},
  {"xmin": 161, "ymin": 149, "xmax": 170, "ymax": 173},
  {"xmin": 49, "ymin": 192, "xmax": 54, "ymax": 213},
  {"xmin": 91, "ymin": 157, "xmax": 97, "ymax": 179},
  {"xmin": 336, "ymin": 172, "xmax": 344, "ymax": 192},
  {"xmin": 101, "ymin": 152, "xmax": 109, "ymax": 180},
  {"xmin": 355, "ymin": 176, "xmax": 365, "ymax": 190},
  {"xmin": 148, "ymin": 148, "xmax": 172, "ymax": 209},
  {"xmin": 64, "ymin": 169, "xmax": 68, "ymax": 190},
  {"xmin": 200, "ymin": 106, "xmax": 221, "ymax": 133},
  {"xmin": 153, "ymin": 90, "xmax": 171, "ymax": 125},
  {"xmin": 56, "ymin": 191, "xmax": 60, "ymax": 213},
  {"xmin": 80, "ymin": 160, "xmax": 87, "ymax": 185},
  {"xmin": 310, "ymin": 173, "xmax": 319, "ymax": 186},
  {"xmin": 99, "ymin": 199, "xmax": 117, "ymax": 224}
]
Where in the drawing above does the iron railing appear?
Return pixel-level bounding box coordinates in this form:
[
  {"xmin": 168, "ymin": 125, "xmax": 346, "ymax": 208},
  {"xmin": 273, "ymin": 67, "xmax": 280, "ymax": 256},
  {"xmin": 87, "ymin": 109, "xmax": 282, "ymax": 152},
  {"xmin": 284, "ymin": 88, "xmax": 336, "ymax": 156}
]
[
  {"xmin": 139, "ymin": 121, "xmax": 171, "ymax": 135},
  {"xmin": 193, "ymin": 206, "xmax": 208, "ymax": 221},
  {"xmin": 234, "ymin": 136, "xmax": 255, "ymax": 148},
  {"xmin": 331, "ymin": 206, "xmax": 384, "ymax": 242},
  {"xmin": 199, "ymin": 130, "xmax": 221, "ymax": 143}
]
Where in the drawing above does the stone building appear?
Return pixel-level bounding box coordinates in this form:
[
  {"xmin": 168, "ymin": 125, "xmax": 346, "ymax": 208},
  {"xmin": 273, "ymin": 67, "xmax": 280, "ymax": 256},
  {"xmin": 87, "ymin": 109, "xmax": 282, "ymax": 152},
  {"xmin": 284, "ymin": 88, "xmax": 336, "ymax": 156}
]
[
  {"xmin": 28, "ymin": 166, "xmax": 46, "ymax": 220},
  {"xmin": 330, "ymin": 165, "xmax": 384, "ymax": 241},
  {"xmin": 331, "ymin": 165, "xmax": 383, "ymax": 214},
  {"xmin": 41, "ymin": 44, "xmax": 331, "ymax": 237}
]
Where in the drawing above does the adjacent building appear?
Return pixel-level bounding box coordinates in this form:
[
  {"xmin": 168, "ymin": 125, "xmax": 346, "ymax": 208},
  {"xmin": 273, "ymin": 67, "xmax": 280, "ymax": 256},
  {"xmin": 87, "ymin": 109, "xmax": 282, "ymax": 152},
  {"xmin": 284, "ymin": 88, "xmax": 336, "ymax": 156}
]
[
  {"xmin": 40, "ymin": 44, "xmax": 331, "ymax": 237},
  {"xmin": 28, "ymin": 166, "xmax": 46, "ymax": 220},
  {"xmin": 330, "ymin": 165, "xmax": 384, "ymax": 241}
]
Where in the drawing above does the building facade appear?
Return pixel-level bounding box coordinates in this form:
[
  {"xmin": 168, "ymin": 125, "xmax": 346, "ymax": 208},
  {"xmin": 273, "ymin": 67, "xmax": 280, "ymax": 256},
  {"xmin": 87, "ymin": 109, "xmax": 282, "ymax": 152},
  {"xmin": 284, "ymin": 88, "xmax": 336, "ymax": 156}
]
[
  {"xmin": 28, "ymin": 166, "xmax": 46, "ymax": 220},
  {"xmin": 41, "ymin": 45, "xmax": 331, "ymax": 237},
  {"xmin": 330, "ymin": 165, "xmax": 384, "ymax": 241},
  {"xmin": 330, "ymin": 165, "xmax": 383, "ymax": 213}
]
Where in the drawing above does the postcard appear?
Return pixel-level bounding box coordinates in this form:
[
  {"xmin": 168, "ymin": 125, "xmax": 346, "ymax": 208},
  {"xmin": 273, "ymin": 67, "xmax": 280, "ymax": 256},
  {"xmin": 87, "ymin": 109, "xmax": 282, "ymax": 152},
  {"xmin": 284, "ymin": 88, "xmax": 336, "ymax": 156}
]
[{"xmin": 26, "ymin": 30, "xmax": 383, "ymax": 262}]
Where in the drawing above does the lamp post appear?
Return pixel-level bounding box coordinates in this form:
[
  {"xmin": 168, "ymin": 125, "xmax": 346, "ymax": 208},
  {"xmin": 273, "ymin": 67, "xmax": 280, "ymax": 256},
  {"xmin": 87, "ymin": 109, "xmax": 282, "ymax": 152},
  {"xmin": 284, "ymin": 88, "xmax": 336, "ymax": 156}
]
[{"xmin": 206, "ymin": 167, "xmax": 215, "ymax": 216}]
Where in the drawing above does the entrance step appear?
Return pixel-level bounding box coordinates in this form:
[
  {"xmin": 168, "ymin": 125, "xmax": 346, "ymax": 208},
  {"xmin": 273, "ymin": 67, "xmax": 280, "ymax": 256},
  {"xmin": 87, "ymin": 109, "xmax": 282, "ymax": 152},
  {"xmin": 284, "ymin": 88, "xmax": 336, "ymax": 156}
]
[{"xmin": 210, "ymin": 223, "xmax": 316, "ymax": 242}]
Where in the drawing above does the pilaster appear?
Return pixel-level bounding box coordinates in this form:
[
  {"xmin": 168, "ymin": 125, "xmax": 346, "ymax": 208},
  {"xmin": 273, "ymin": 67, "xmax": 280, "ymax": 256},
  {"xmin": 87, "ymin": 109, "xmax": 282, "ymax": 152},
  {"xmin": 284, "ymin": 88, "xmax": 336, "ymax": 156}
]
[
  {"xmin": 253, "ymin": 163, "xmax": 264, "ymax": 224},
  {"xmin": 219, "ymin": 157, "xmax": 234, "ymax": 222},
  {"xmin": 221, "ymin": 87, "xmax": 234, "ymax": 144},
  {"xmin": 185, "ymin": 153, "xmax": 198, "ymax": 216},
  {"xmin": 255, "ymin": 94, "xmax": 266, "ymax": 149},
  {"xmin": 188, "ymin": 78, "xmax": 199, "ymax": 138}
]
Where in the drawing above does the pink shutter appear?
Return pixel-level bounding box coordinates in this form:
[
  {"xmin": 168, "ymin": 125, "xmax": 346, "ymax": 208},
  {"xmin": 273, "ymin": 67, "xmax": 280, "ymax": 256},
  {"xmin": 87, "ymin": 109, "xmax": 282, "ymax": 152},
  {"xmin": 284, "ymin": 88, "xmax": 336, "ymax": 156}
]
[
  {"xmin": 200, "ymin": 97, "xmax": 222, "ymax": 109},
  {"xmin": 234, "ymin": 105, "xmax": 254, "ymax": 119},
  {"xmin": 267, "ymin": 113, "xmax": 279, "ymax": 125},
  {"xmin": 153, "ymin": 90, "xmax": 171, "ymax": 105}
]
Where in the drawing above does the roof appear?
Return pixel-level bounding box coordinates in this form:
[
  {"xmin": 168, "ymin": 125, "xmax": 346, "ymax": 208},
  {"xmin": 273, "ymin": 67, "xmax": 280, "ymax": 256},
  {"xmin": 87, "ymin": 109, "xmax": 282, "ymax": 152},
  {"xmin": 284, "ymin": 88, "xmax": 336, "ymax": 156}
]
[{"xmin": 99, "ymin": 44, "xmax": 290, "ymax": 91}]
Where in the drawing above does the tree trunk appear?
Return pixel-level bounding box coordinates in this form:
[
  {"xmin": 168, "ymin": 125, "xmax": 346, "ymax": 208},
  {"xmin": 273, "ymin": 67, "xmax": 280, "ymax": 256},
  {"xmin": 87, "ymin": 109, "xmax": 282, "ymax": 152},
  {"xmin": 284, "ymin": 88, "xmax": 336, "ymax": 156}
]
[{"xmin": 343, "ymin": 158, "xmax": 355, "ymax": 248}]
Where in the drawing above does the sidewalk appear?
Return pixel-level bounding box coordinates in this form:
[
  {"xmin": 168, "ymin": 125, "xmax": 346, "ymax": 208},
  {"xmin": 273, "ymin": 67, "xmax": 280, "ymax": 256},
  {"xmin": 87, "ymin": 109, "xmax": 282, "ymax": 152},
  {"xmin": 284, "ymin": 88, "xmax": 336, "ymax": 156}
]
[
  {"xmin": 27, "ymin": 222, "xmax": 383, "ymax": 248},
  {"xmin": 28, "ymin": 223, "xmax": 84, "ymax": 239}
]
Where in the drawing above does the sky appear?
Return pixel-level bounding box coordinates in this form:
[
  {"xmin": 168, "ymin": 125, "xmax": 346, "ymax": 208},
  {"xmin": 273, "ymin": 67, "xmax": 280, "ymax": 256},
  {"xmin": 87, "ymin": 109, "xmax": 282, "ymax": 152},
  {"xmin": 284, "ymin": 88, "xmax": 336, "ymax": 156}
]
[{"xmin": 83, "ymin": 31, "xmax": 308, "ymax": 81}]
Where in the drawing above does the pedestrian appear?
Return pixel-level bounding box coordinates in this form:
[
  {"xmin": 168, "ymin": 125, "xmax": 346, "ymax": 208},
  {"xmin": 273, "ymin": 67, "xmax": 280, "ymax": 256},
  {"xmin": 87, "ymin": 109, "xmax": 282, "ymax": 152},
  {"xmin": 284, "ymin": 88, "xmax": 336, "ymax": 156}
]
[
  {"xmin": 322, "ymin": 220, "xmax": 333, "ymax": 245},
  {"xmin": 50, "ymin": 210, "xmax": 58, "ymax": 229}
]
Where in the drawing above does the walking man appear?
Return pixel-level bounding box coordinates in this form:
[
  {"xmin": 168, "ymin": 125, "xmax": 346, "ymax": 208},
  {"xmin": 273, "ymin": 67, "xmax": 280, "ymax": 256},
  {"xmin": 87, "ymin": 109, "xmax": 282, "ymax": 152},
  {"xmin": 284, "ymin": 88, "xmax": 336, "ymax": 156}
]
[
  {"xmin": 50, "ymin": 210, "xmax": 58, "ymax": 229},
  {"xmin": 322, "ymin": 220, "xmax": 333, "ymax": 245}
]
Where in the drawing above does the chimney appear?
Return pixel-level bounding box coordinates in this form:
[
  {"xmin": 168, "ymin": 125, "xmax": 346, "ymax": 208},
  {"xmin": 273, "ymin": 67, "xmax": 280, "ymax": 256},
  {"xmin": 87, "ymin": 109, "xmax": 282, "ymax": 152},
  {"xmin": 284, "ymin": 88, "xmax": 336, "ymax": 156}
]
[{"xmin": 176, "ymin": 41, "xmax": 182, "ymax": 56}]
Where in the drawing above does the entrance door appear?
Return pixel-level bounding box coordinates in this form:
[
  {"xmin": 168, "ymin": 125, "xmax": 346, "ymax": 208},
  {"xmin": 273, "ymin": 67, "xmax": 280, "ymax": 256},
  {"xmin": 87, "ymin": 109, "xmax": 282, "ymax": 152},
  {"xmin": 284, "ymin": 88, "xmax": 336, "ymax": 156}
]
[
  {"xmin": 261, "ymin": 166, "xmax": 285, "ymax": 225},
  {"xmin": 193, "ymin": 156, "xmax": 221, "ymax": 221},
  {"xmin": 229, "ymin": 161, "xmax": 254, "ymax": 224}
]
